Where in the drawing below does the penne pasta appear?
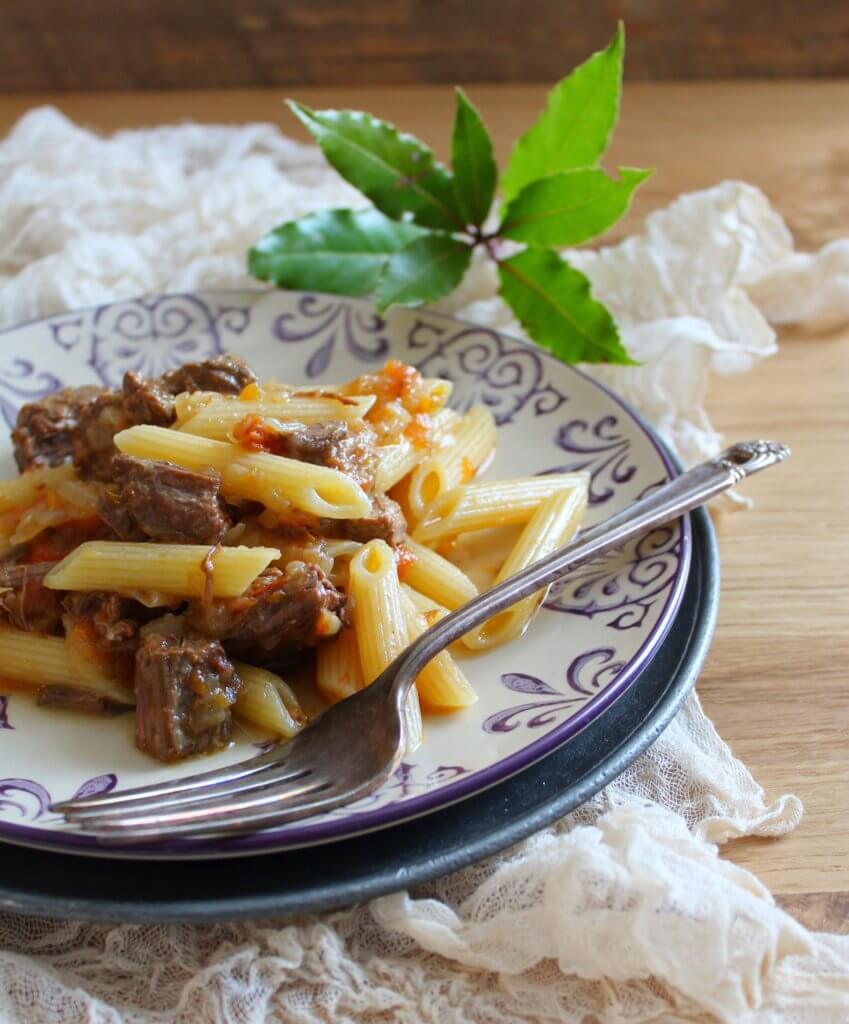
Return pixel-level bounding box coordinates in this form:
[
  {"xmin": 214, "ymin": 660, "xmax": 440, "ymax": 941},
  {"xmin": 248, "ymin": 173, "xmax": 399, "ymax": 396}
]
[
  {"xmin": 374, "ymin": 441, "xmax": 419, "ymax": 493},
  {"xmin": 348, "ymin": 540, "xmax": 422, "ymax": 752},
  {"xmin": 323, "ymin": 539, "xmax": 364, "ymax": 561},
  {"xmin": 373, "ymin": 407, "xmax": 461, "ymax": 493},
  {"xmin": 0, "ymin": 627, "xmax": 133, "ymax": 704},
  {"xmin": 233, "ymin": 662, "xmax": 306, "ymax": 739},
  {"xmin": 401, "ymin": 538, "xmax": 478, "ymax": 610},
  {"xmin": 43, "ymin": 542, "xmax": 279, "ymax": 599},
  {"xmin": 179, "ymin": 394, "xmax": 376, "ymax": 439},
  {"xmin": 399, "ymin": 589, "xmax": 477, "ymax": 710},
  {"xmin": 412, "ymin": 472, "xmax": 590, "ymax": 545},
  {"xmin": 402, "ymin": 584, "xmax": 469, "ymax": 658},
  {"xmin": 316, "ymin": 626, "xmax": 364, "ymax": 705},
  {"xmin": 401, "ymin": 584, "xmax": 449, "ymax": 621},
  {"xmin": 462, "ymin": 484, "xmax": 588, "ymax": 650},
  {"xmin": 0, "ymin": 464, "xmax": 77, "ymax": 513},
  {"xmin": 114, "ymin": 425, "xmax": 371, "ymax": 520},
  {"xmin": 0, "ymin": 352, "xmax": 593, "ymax": 762},
  {"xmin": 407, "ymin": 406, "xmax": 496, "ymax": 517},
  {"xmin": 420, "ymin": 377, "xmax": 453, "ymax": 410}
]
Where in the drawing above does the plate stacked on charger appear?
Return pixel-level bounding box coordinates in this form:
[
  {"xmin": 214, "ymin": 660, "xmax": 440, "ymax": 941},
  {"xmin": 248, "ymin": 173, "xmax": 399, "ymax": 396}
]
[{"xmin": 0, "ymin": 291, "xmax": 717, "ymax": 921}]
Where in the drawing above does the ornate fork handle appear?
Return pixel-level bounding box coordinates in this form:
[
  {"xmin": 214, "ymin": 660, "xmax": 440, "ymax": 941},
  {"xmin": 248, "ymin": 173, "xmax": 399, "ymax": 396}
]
[{"xmin": 387, "ymin": 441, "xmax": 790, "ymax": 712}]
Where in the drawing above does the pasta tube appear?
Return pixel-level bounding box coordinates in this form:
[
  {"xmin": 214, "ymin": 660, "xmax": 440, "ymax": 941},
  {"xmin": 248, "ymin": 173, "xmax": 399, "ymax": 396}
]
[
  {"xmin": 179, "ymin": 394, "xmax": 375, "ymax": 439},
  {"xmin": 0, "ymin": 627, "xmax": 132, "ymax": 704},
  {"xmin": 316, "ymin": 626, "xmax": 364, "ymax": 705},
  {"xmin": 43, "ymin": 542, "xmax": 279, "ymax": 599},
  {"xmin": 374, "ymin": 441, "xmax": 419, "ymax": 493},
  {"xmin": 402, "ymin": 584, "xmax": 468, "ymax": 657},
  {"xmin": 401, "ymin": 584, "xmax": 449, "ymax": 621},
  {"xmin": 462, "ymin": 484, "xmax": 587, "ymax": 650},
  {"xmin": 401, "ymin": 538, "xmax": 477, "ymax": 610},
  {"xmin": 413, "ymin": 472, "xmax": 589, "ymax": 545},
  {"xmin": 372, "ymin": 407, "xmax": 462, "ymax": 493},
  {"xmin": 233, "ymin": 662, "xmax": 305, "ymax": 739},
  {"xmin": 114, "ymin": 425, "xmax": 371, "ymax": 520},
  {"xmin": 407, "ymin": 406, "xmax": 496, "ymax": 517},
  {"xmin": 348, "ymin": 540, "xmax": 422, "ymax": 752},
  {"xmin": 399, "ymin": 589, "xmax": 476, "ymax": 710},
  {"xmin": 322, "ymin": 539, "xmax": 363, "ymax": 561}
]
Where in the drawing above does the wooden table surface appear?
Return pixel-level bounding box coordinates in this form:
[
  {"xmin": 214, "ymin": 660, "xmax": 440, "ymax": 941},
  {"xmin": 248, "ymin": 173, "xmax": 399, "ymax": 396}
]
[{"xmin": 0, "ymin": 81, "xmax": 846, "ymax": 931}]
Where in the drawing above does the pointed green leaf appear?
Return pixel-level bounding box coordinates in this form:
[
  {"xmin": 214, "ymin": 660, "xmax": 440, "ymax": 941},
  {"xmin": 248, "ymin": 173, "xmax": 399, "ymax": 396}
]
[
  {"xmin": 376, "ymin": 234, "xmax": 472, "ymax": 312},
  {"xmin": 288, "ymin": 102, "xmax": 464, "ymax": 231},
  {"xmin": 498, "ymin": 247, "xmax": 634, "ymax": 365},
  {"xmin": 451, "ymin": 88, "xmax": 497, "ymax": 228},
  {"xmin": 500, "ymin": 167, "xmax": 651, "ymax": 247},
  {"xmin": 501, "ymin": 24, "xmax": 625, "ymax": 202},
  {"xmin": 248, "ymin": 208, "xmax": 428, "ymax": 296}
]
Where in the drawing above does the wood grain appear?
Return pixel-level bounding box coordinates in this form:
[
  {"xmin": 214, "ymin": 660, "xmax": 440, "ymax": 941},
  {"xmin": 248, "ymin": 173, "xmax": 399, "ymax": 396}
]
[
  {"xmin": 1, "ymin": 1, "xmax": 849, "ymax": 92},
  {"xmin": 0, "ymin": 82, "xmax": 845, "ymax": 918}
]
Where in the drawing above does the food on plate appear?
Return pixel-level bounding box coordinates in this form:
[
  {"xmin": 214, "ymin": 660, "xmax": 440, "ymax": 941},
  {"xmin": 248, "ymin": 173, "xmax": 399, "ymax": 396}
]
[{"xmin": 0, "ymin": 355, "xmax": 588, "ymax": 762}]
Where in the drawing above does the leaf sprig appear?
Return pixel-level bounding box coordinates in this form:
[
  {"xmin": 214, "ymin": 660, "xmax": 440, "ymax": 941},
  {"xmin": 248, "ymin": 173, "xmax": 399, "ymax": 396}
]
[{"xmin": 249, "ymin": 24, "xmax": 648, "ymax": 365}]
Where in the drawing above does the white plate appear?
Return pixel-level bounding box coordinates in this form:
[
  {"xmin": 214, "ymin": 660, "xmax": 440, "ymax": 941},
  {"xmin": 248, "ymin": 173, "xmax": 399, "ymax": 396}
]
[{"xmin": 0, "ymin": 291, "xmax": 690, "ymax": 858}]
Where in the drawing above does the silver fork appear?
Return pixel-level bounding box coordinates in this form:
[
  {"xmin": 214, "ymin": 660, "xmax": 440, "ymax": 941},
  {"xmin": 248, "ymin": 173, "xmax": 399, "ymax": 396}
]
[{"xmin": 52, "ymin": 440, "xmax": 789, "ymax": 842}]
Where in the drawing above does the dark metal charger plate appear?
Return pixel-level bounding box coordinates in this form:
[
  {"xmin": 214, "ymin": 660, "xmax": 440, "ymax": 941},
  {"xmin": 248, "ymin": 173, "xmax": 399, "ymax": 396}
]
[{"xmin": 0, "ymin": 506, "xmax": 717, "ymax": 923}]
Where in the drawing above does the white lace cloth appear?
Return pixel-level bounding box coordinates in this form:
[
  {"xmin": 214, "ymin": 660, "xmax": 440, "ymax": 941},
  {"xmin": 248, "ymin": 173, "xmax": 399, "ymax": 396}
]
[{"xmin": 0, "ymin": 108, "xmax": 847, "ymax": 1023}]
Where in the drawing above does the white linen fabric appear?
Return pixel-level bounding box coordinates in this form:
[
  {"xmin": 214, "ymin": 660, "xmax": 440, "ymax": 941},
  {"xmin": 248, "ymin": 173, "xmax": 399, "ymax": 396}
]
[{"xmin": 0, "ymin": 107, "xmax": 847, "ymax": 1023}]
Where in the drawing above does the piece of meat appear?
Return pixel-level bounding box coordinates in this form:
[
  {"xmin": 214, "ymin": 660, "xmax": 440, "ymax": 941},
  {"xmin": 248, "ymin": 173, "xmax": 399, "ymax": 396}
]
[
  {"xmin": 185, "ymin": 561, "xmax": 345, "ymax": 657},
  {"xmin": 159, "ymin": 354, "xmax": 256, "ymax": 397},
  {"xmin": 0, "ymin": 562, "xmax": 63, "ymax": 634},
  {"xmin": 122, "ymin": 355, "xmax": 257, "ymax": 428},
  {"xmin": 12, "ymin": 385, "xmax": 103, "ymax": 471},
  {"xmin": 134, "ymin": 633, "xmax": 241, "ymax": 762},
  {"xmin": 99, "ymin": 455, "xmax": 232, "ymax": 544},
  {"xmin": 37, "ymin": 685, "xmax": 132, "ymax": 716},
  {"xmin": 122, "ymin": 371, "xmax": 177, "ymax": 427},
  {"xmin": 321, "ymin": 494, "xmax": 406, "ymax": 546},
  {"xmin": 235, "ymin": 420, "xmax": 378, "ymax": 490},
  {"xmin": 70, "ymin": 356, "xmax": 256, "ymax": 482},
  {"xmin": 27, "ymin": 517, "xmax": 115, "ymax": 562},
  {"xmin": 62, "ymin": 591, "xmax": 147, "ymax": 654},
  {"xmin": 72, "ymin": 392, "xmax": 130, "ymax": 481},
  {"xmin": 0, "ymin": 519, "xmax": 117, "ymax": 635}
]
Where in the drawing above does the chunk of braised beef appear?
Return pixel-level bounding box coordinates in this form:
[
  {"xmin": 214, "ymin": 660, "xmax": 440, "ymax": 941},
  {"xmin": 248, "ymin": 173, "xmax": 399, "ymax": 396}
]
[
  {"xmin": 0, "ymin": 562, "xmax": 63, "ymax": 634},
  {"xmin": 160, "ymin": 354, "xmax": 256, "ymax": 397},
  {"xmin": 72, "ymin": 392, "xmax": 130, "ymax": 481},
  {"xmin": 62, "ymin": 591, "xmax": 147, "ymax": 654},
  {"xmin": 0, "ymin": 520, "xmax": 117, "ymax": 635},
  {"xmin": 246, "ymin": 421, "xmax": 378, "ymax": 490},
  {"xmin": 37, "ymin": 685, "xmax": 132, "ymax": 716},
  {"xmin": 71, "ymin": 356, "xmax": 257, "ymax": 483},
  {"xmin": 122, "ymin": 371, "xmax": 177, "ymax": 427},
  {"xmin": 134, "ymin": 633, "xmax": 242, "ymax": 762},
  {"xmin": 12, "ymin": 385, "xmax": 103, "ymax": 471},
  {"xmin": 321, "ymin": 494, "xmax": 406, "ymax": 547},
  {"xmin": 99, "ymin": 455, "xmax": 232, "ymax": 544},
  {"xmin": 30, "ymin": 518, "xmax": 115, "ymax": 560},
  {"xmin": 185, "ymin": 562, "xmax": 345, "ymax": 657}
]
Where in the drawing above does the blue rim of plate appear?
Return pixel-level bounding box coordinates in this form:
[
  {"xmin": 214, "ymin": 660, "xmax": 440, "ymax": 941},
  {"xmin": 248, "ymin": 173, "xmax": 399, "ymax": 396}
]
[{"xmin": 0, "ymin": 294, "xmax": 692, "ymax": 858}]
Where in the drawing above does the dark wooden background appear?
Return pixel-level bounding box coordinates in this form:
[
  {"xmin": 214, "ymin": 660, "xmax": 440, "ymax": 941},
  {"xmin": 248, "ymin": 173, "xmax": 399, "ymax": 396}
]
[{"xmin": 1, "ymin": 0, "xmax": 848, "ymax": 93}]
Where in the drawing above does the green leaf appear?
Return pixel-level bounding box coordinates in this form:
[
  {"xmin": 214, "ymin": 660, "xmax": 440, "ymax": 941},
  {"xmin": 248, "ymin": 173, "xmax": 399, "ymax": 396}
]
[
  {"xmin": 248, "ymin": 208, "xmax": 426, "ymax": 296},
  {"xmin": 376, "ymin": 234, "xmax": 472, "ymax": 312},
  {"xmin": 500, "ymin": 166, "xmax": 651, "ymax": 246},
  {"xmin": 498, "ymin": 247, "xmax": 634, "ymax": 365},
  {"xmin": 501, "ymin": 24, "xmax": 625, "ymax": 202},
  {"xmin": 288, "ymin": 102, "xmax": 464, "ymax": 231},
  {"xmin": 451, "ymin": 88, "xmax": 497, "ymax": 228}
]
